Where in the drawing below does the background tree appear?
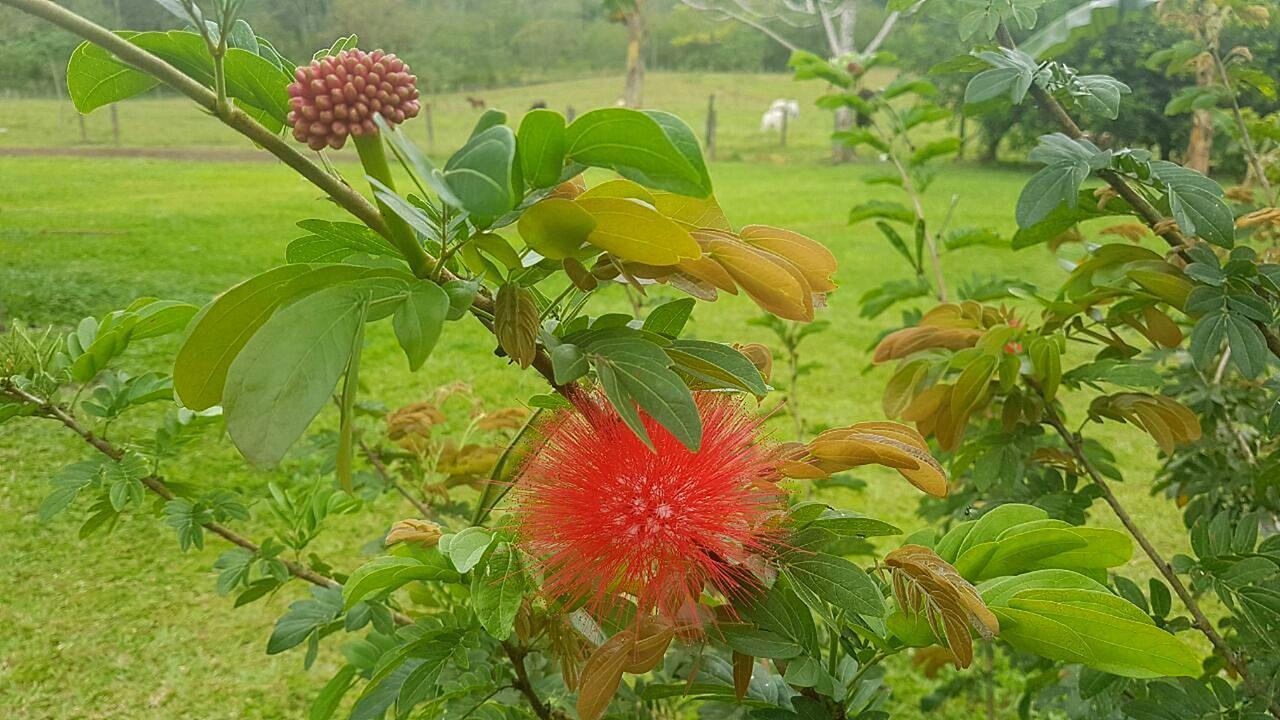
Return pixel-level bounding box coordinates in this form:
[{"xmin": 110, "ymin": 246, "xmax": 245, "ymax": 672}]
[{"xmin": 676, "ymin": 0, "xmax": 926, "ymax": 160}]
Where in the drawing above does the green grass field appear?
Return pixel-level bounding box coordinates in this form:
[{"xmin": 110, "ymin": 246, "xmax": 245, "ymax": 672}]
[{"xmin": 0, "ymin": 73, "xmax": 1188, "ymax": 719}]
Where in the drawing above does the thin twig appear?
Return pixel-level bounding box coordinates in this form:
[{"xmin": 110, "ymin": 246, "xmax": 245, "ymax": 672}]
[
  {"xmin": 359, "ymin": 439, "xmax": 433, "ymax": 519},
  {"xmin": 1209, "ymin": 47, "xmax": 1274, "ymax": 206},
  {"xmin": 502, "ymin": 640, "xmax": 559, "ymax": 720}
]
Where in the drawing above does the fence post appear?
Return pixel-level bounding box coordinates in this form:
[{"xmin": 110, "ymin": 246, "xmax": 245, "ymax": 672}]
[
  {"xmin": 110, "ymin": 104, "xmax": 120, "ymax": 146},
  {"xmin": 78, "ymin": 113, "xmax": 88, "ymax": 143},
  {"xmin": 780, "ymin": 107, "xmax": 788, "ymax": 148},
  {"xmin": 704, "ymin": 94, "xmax": 716, "ymax": 161}
]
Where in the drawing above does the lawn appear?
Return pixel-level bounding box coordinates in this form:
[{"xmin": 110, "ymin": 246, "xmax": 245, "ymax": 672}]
[{"xmin": 0, "ymin": 73, "xmax": 1188, "ymax": 719}]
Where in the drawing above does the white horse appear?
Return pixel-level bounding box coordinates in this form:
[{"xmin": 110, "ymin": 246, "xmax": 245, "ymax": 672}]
[{"xmin": 760, "ymin": 99, "xmax": 800, "ymax": 131}]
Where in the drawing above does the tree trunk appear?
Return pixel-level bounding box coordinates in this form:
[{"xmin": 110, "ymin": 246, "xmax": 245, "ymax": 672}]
[
  {"xmin": 830, "ymin": 3, "xmax": 856, "ymax": 163},
  {"xmin": 623, "ymin": 0, "xmax": 645, "ymax": 108},
  {"xmin": 1184, "ymin": 60, "xmax": 1214, "ymax": 174},
  {"xmin": 833, "ymin": 108, "xmax": 853, "ymax": 162}
]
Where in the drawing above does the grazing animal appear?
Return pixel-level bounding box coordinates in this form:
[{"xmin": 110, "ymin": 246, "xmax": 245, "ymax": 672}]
[
  {"xmin": 466, "ymin": 96, "xmax": 486, "ymax": 110},
  {"xmin": 760, "ymin": 99, "xmax": 800, "ymax": 132},
  {"xmin": 529, "ymin": 100, "xmax": 547, "ymax": 110}
]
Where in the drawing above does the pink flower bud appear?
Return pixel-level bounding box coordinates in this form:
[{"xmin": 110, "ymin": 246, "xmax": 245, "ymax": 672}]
[{"xmin": 286, "ymin": 48, "xmax": 420, "ymax": 151}]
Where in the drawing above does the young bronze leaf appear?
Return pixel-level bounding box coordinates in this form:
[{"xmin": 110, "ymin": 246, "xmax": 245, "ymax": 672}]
[
  {"xmin": 734, "ymin": 343, "xmax": 774, "ymax": 383},
  {"xmin": 886, "ymin": 544, "xmax": 999, "ymax": 668},
  {"xmin": 807, "ymin": 422, "xmax": 947, "ymax": 497},
  {"xmin": 873, "ymin": 326, "xmax": 984, "ymax": 363},
  {"xmin": 732, "ymin": 651, "xmax": 753, "ymax": 699},
  {"xmin": 578, "ymin": 630, "xmax": 635, "ymax": 720},
  {"xmin": 495, "ymin": 283, "xmax": 539, "ymax": 368},
  {"xmin": 704, "ymin": 235, "xmax": 813, "ymax": 321},
  {"xmin": 1089, "ymin": 393, "xmax": 1201, "ymax": 454},
  {"xmin": 624, "ymin": 616, "xmax": 675, "ymax": 674},
  {"xmin": 576, "ymin": 197, "xmax": 701, "ymax": 265},
  {"xmin": 653, "ymin": 191, "xmax": 732, "ymax": 231},
  {"xmin": 739, "ymin": 225, "xmax": 838, "ymax": 293},
  {"xmin": 1140, "ymin": 305, "xmax": 1183, "ymax": 348}
]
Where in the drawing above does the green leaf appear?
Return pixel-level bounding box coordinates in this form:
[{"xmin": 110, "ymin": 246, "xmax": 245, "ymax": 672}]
[
  {"xmin": 956, "ymin": 529, "xmax": 1087, "ymax": 581},
  {"xmin": 721, "ymin": 627, "xmax": 804, "ymax": 659},
  {"xmin": 287, "ymin": 220, "xmax": 398, "ymax": 264},
  {"xmin": 443, "ymin": 125, "xmax": 519, "ymax": 222},
  {"xmin": 1017, "ymin": 160, "xmax": 1091, "ymax": 229},
  {"xmin": 174, "ymin": 264, "xmax": 410, "ymax": 410},
  {"xmin": 576, "ymin": 197, "xmax": 700, "ymax": 265},
  {"xmin": 565, "ymin": 108, "xmax": 712, "ymax": 197},
  {"xmin": 1225, "ymin": 313, "xmax": 1269, "ymax": 379},
  {"xmin": 67, "ymin": 32, "xmax": 288, "ymax": 129},
  {"xmin": 808, "ymin": 511, "xmax": 901, "ymax": 538},
  {"xmin": 518, "ymin": 109, "xmax": 567, "ymax": 189},
  {"xmin": 979, "ymin": 568, "xmax": 1109, "ymax": 607},
  {"xmin": 784, "ymin": 551, "xmax": 884, "ymax": 617},
  {"xmin": 343, "ymin": 555, "xmax": 460, "ymax": 610},
  {"xmin": 665, "ymin": 339, "xmax": 768, "ymax": 397},
  {"xmin": 267, "ymin": 586, "xmax": 342, "ymax": 654},
  {"xmin": 448, "ymin": 527, "xmax": 495, "ymax": 574},
  {"xmin": 848, "ymin": 200, "xmax": 915, "ymax": 225},
  {"xmin": 993, "ymin": 606, "xmax": 1093, "ymax": 665},
  {"xmin": 517, "ymin": 198, "xmax": 596, "ymax": 260},
  {"xmin": 66, "ymin": 37, "xmax": 159, "ymax": 114},
  {"xmin": 739, "ymin": 581, "xmax": 820, "ymax": 655},
  {"xmin": 471, "ymin": 542, "xmax": 526, "ymax": 640},
  {"xmin": 393, "ymin": 280, "xmax": 450, "ymax": 372},
  {"xmin": 590, "ymin": 336, "xmax": 702, "ymax": 451},
  {"xmin": 550, "ymin": 343, "xmax": 589, "ymax": 385},
  {"xmin": 1007, "ymin": 595, "xmax": 1200, "ymax": 677},
  {"xmin": 310, "ymin": 665, "xmax": 357, "ymax": 720},
  {"xmin": 953, "ymin": 504, "xmax": 1049, "ymax": 560},
  {"xmin": 642, "ymin": 298, "xmax": 696, "ymax": 337},
  {"xmin": 39, "ymin": 460, "xmax": 104, "ymax": 521},
  {"xmin": 223, "ymin": 285, "xmax": 367, "ymax": 466}
]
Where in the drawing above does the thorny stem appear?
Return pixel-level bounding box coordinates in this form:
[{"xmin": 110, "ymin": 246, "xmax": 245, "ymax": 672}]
[
  {"xmin": 3, "ymin": 381, "xmax": 563, "ymax": 718},
  {"xmin": 992, "ymin": 24, "xmax": 1280, "ymax": 367},
  {"xmin": 0, "ymin": 0, "xmax": 569, "ymax": 395},
  {"xmin": 1041, "ymin": 404, "xmax": 1280, "ymax": 719},
  {"xmin": 1209, "ymin": 46, "xmax": 1275, "ymax": 206}
]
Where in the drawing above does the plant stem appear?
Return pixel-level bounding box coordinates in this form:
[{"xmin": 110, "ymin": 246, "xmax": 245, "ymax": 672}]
[
  {"xmin": 1209, "ymin": 47, "xmax": 1275, "ymax": 206},
  {"xmin": 502, "ymin": 640, "xmax": 557, "ymax": 720},
  {"xmin": 473, "ymin": 408, "xmax": 546, "ymax": 526},
  {"xmin": 983, "ymin": 641, "xmax": 996, "ymax": 720},
  {"xmin": 887, "ymin": 152, "xmax": 947, "ymax": 302},
  {"xmin": 360, "ymin": 439, "xmax": 434, "ymax": 518},
  {"xmin": 1041, "ymin": 404, "xmax": 1280, "ymax": 719},
  {"xmin": 335, "ymin": 313, "xmax": 366, "ymax": 493},
  {"xmin": 352, "ymin": 132, "xmax": 431, "ymax": 277},
  {"xmin": 992, "ymin": 23, "xmax": 1280, "ymax": 362}
]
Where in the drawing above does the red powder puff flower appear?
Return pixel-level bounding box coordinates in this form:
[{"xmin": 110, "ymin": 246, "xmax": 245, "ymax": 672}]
[
  {"xmin": 286, "ymin": 49, "xmax": 421, "ymax": 150},
  {"xmin": 512, "ymin": 391, "xmax": 783, "ymax": 620}
]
